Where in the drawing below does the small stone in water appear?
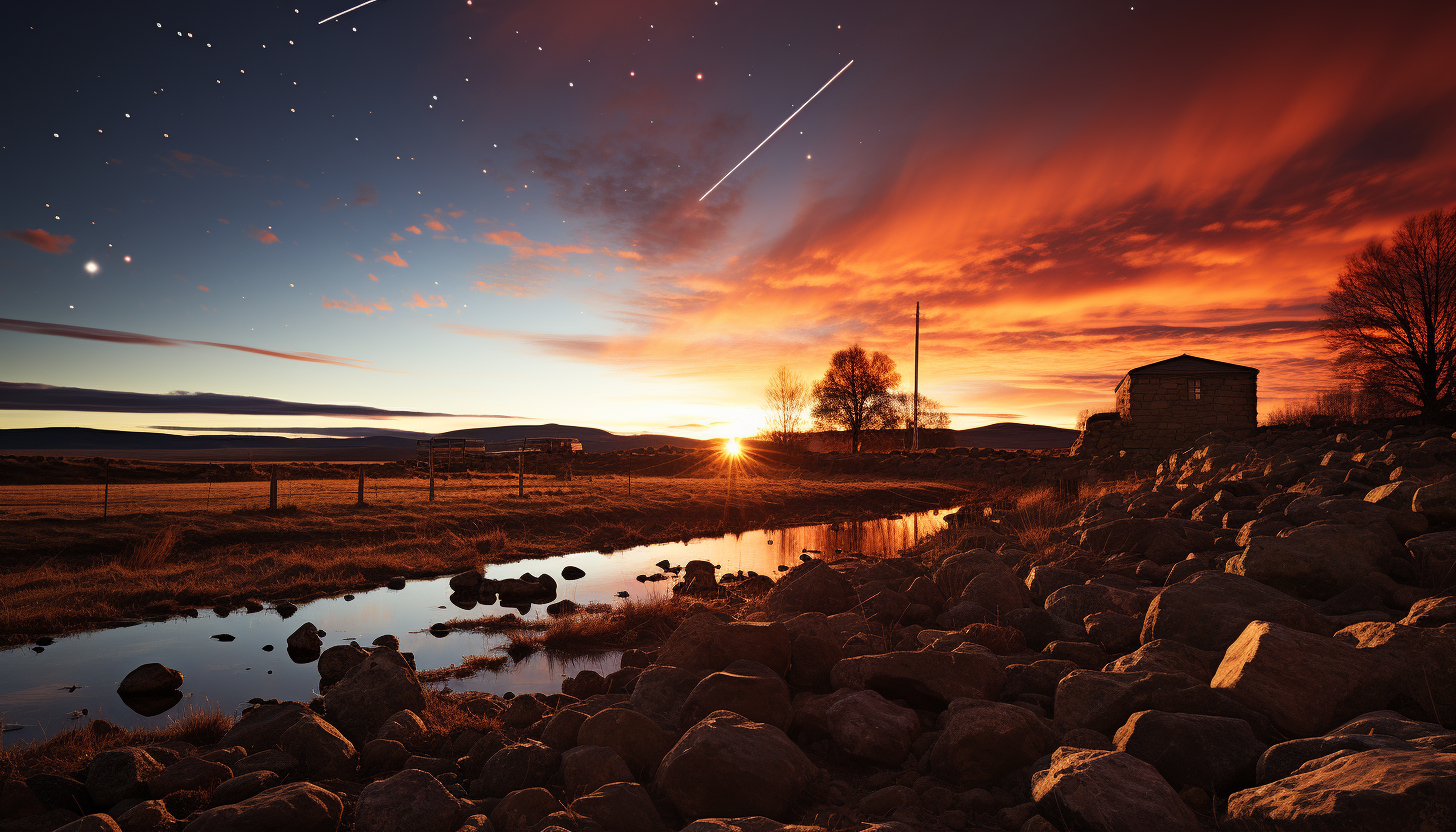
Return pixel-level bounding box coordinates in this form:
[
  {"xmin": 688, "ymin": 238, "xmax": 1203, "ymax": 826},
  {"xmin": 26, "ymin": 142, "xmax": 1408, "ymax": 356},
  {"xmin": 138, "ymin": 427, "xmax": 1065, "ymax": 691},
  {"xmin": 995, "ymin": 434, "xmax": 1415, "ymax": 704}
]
[
  {"xmin": 616, "ymin": 591, "xmax": 629, "ymax": 598},
  {"xmin": 262, "ymin": 645, "xmax": 274, "ymax": 651},
  {"xmin": 36, "ymin": 637, "xmax": 54, "ymax": 646},
  {"xmin": 32, "ymin": 647, "xmax": 43, "ymax": 653},
  {"xmin": 212, "ymin": 634, "xmax": 235, "ymax": 641},
  {"xmin": 344, "ymin": 594, "xmax": 355, "ymax": 601}
]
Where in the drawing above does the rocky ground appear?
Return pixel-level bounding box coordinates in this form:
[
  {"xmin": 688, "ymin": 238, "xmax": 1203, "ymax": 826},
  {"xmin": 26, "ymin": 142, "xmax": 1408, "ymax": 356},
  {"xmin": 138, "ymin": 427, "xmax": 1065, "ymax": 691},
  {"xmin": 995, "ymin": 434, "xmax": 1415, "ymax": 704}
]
[{"xmin": 4, "ymin": 421, "xmax": 1456, "ymax": 831}]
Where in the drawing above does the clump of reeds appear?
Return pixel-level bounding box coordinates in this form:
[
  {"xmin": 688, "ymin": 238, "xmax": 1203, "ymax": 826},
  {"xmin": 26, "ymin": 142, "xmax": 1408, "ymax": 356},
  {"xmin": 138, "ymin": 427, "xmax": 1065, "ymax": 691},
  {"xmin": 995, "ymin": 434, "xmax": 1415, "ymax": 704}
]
[
  {"xmin": 443, "ymin": 613, "xmax": 548, "ymax": 634},
  {"xmin": 475, "ymin": 528, "xmax": 510, "ymax": 555},
  {"xmin": 0, "ymin": 707, "xmax": 230, "ymax": 780},
  {"xmin": 418, "ymin": 654, "xmax": 510, "ymax": 683},
  {"xmin": 506, "ymin": 596, "xmax": 724, "ymax": 656},
  {"xmin": 128, "ymin": 526, "xmax": 181, "ymax": 569}
]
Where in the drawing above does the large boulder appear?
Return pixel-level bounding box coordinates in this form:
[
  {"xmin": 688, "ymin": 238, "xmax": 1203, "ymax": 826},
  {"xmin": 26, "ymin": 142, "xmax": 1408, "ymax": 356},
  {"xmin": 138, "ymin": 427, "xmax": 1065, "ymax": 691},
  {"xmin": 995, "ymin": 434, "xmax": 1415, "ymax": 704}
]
[
  {"xmin": 923, "ymin": 700, "xmax": 1058, "ymax": 788},
  {"xmin": 322, "ymin": 647, "xmax": 426, "ymax": 744},
  {"xmin": 210, "ymin": 771, "xmax": 281, "ymax": 806},
  {"xmin": 1053, "ymin": 670, "xmax": 1275, "ymax": 739},
  {"xmin": 824, "ymin": 689, "xmax": 921, "ymax": 765},
  {"xmin": 577, "ymin": 708, "xmax": 672, "ymax": 781},
  {"xmin": 679, "ymin": 660, "xmax": 792, "ymax": 731},
  {"xmin": 85, "ymin": 748, "xmax": 162, "ymax": 808},
  {"xmin": 1112, "ymin": 710, "xmax": 1266, "ymax": 795},
  {"xmin": 117, "ymin": 664, "xmax": 183, "ymax": 696},
  {"xmin": 1141, "ymin": 571, "xmax": 1335, "ymax": 651},
  {"xmin": 1076, "ymin": 517, "xmax": 1215, "ymax": 563},
  {"xmin": 560, "ymin": 745, "xmax": 634, "ymax": 799},
  {"xmin": 318, "ymin": 644, "xmax": 370, "ymax": 686},
  {"xmin": 1227, "ymin": 748, "xmax": 1456, "ymax": 831},
  {"xmin": 1031, "ymin": 749, "xmax": 1202, "ymax": 832},
  {"xmin": 1401, "ymin": 595, "xmax": 1456, "ymax": 628},
  {"xmin": 286, "ymin": 622, "xmax": 322, "ymax": 653},
  {"xmin": 959, "ymin": 567, "xmax": 1029, "ymax": 617},
  {"xmin": 488, "ymin": 788, "xmax": 563, "ymax": 832},
  {"xmin": 655, "ymin": 614, "xmax": 791, "ymax": 676},
  {"xmin": 1045, "ymin": 583, "xmax": 1147, "ymax": 624},
  {"xmin": 53, "ymin": 816, "xmax": 121, "ymax": 832},
  {"xmin": 146, "ymin": 757, "xmax": 232, "ymax": 799},
  {"xmin": 1413, "ymin": 477, "xmax": 1456, "ymax": 525},
  {"xmin": 217, "ymin": 702, "xmax": 312, "ymax": 753},
  {"xmin": 181, "ymin": 782, "xmax": 342, "ymax": 832},
  {"xmin": 763, "ymin": 560, "xmax": 857, "ymax": 616},
  {"xmin": 830, "ymin": 647, "xmax": 1004, "ymax": 709},
  {"xmin": 1103, "ymin": 639, "xmax": 1220, "ymax": 683},
  {"xmin": 932, "ymin": 549, "xmax": 1006, "ymax": 599},
  {"xmin": 473, "ymin": 741, "xmax": 560, "ymax": 798},
  {"xmin": 1406, "ymin": 533, "xmax": 1456, "ymax": 590},
  {"xmin": 629, "ymin": 665, "xmax": 703, "ymax": 731},
  {"xmin": 1226, "ymin": 525, "xmax": 1393, "ymax": 600},
  {"xmin": 655, "ymin": 711, "xmax": 817, "ymax": 822},
  {"xmin": 278, "ymin": 714, "xmax": 357, "ymax": 779},
  {"xmin": 1335, "ymin": 621, "xmax": 1456, "ymax": 728},
  {"xmin": 1211, "ymin": 620, "xmax": 1395, "ymax": 738},
  {"xmin": 354, "ymin": 768, "xmax": 468, "ymax": 832},
  {"xmin": 571, "ymin": 782, "xmax": 665, "ymax": 832}
]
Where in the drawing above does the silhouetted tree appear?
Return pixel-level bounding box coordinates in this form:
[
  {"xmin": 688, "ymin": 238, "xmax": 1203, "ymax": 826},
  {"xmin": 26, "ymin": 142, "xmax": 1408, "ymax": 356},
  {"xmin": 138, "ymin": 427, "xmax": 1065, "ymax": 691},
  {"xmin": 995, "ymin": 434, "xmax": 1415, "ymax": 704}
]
[
  {"xmin": 811, "ymin": 345, "xmax": 900, "ymax": 453},
  {"xmin": 763, "ymin": 366, "xmax": 811, "ymax": 448},
  {"xmin": 1325, "ymin": 208, "xmax": 1456, "ymax": 416},
  {"xmin": 884, "ymin": 392, "xmax": 951, "ymax": 438}
]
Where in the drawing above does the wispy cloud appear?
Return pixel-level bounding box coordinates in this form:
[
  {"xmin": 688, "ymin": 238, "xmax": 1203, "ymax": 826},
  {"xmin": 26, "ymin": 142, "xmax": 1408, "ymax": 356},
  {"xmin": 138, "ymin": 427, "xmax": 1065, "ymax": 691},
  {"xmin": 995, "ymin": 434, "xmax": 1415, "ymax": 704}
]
[
  {"xmin": 322, "ymin": 293, "xmax": 393, "ymax": 316},
  {"xmin": 477, "ymin": 229, "xmax": 592, "ymax": 260},
  {"xmin": 406, "ymin": 293, "xmax": 447, "ymax": 308},
  {"xmin": 1, "ymin": 228, "xmax": 75, "ymax": 254},
  {"xmin": 404, "ymin": 226, "xmax": 422, "ymax": 235},
  {"xmin": 248, "ymin": 226, "xmax": 279, "ymax": 244},
  {"xmin": 0, "ymin": 317, "xmax": 385, "ymax": 371},
  {"xmin": 0, "ymin": 382, "xmax": 499, "ymax": 418},
  {"xmin": 377, "ymin": 251, "xmax": 409, "ymax": 267},
  {"xmin": 347, "ymin": 252, "xmax": 364, "ymax": 261}
]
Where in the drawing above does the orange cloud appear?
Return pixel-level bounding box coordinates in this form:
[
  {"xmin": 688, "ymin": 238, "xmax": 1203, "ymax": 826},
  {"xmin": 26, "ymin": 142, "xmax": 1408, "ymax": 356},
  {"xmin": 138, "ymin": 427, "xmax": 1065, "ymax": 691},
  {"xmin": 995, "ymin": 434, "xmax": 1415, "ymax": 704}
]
[
  {"xmin": 322, "ymin": 292, "xmax": 393, "ymax": 315},
  {"xmin": 377, "ymin": 251, "xmax": 409, "ymax": 267},
  {"xmin": 198, "ymin": 285, "xmax": 209, "ymax": 292},
  {"xmin": 1, "ymin": 228, "xmax": 75, "ymax": 254},
  {"xmin": 388, "ymin": 232, "xmax": 405, "ymax": 241},
  {"xmin": 447, "ymin": 210, "xmax": 466, "ymax": 218},
  {"xmin": 478, "ymin": 229, "xmax": 592, "ymax": 260},
  {"xmin": 406, "ymin": 293, "xmax": 447, "ymax": 308},
  {"xmin": 423, "ymin": 217, "xmax": 448, "ymax": 232},
  {"xmin": 615, "ymin": 250, "xmax": 643, "ymax": 260},
  {"xmin": 248, "ymin": 227, "xmax": 279, "ymax": 244},
  {"xmin": 347, "ymin": 252, "xmax": 364, "ymax": 262},
  {"xmin": 405, "ymin": 226, "xmax": 422, "ymax": 235},
  {"xmin": 368, "ymin": 273, "xmax": 379, "ymax": 281},
  {"xmin": 217, "ymin": 218, "xmax": 229, "ymax": 224}
]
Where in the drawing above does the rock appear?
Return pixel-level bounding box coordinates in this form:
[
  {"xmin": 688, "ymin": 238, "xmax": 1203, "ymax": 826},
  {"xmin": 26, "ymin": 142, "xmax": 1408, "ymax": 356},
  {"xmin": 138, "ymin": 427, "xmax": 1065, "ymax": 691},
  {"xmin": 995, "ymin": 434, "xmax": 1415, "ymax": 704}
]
[
  {"xmin": 1002, "ymin": 659, "xmax": 1079, "ymax": 700},
  {"xmin": 571, "ymin": 781, "xmax": 665, "ymax": 832},
  {"xmin": 676, "ymin": 560, "xmax": 718, "ymax": 594},
  {"xmin": 1141, "ymin": 571, "xmax": 1335, "ymax": 651},
  {"xmin": 679, "ymin": 660, "xmax": 792, "ymax": 731},
  {"xmin": 117, "ymin": 664, "xmax": 183, "ymax": 696},
  {"xmin": 228, "ymin": 750, "xmax": 298, "ymax": 779},
  {"xmin": 1046, "ymin": 582, "xmax": 1148, "ymax": 624},
  {"xmin": 656, "ymin": 711, "xmax": 816, "ymax": 822},
  {"xmin": 1, "ymin": 778, "xmax": 47, "ymax": 819},
  {"xmin": 219, "ymin": 702, "xmax": 312, "ymax": 753},
  {"xmin": 629, "ymin": 666, "xmax": 702, "ymax": 731},
  {"xmin": 1077, "ymin": 517, "xmax": 1215, "ymax": 563},
  {"xmin": 181, "ymin": 782, "xmax": 342, "ymax": 832},
  {"xmin": 1334, "ymin": 621, "xmax": 1456, "ymax": 728},
  {"xmin": 1413, "ymin": 477, "xmax": 1456, "ymax": 524},
  {"xmin": 577, "ymin": 708, "xmax": 671, "ymax": 781},
  {"xmin": 500, "ymin": 693, "xmax": 549, "ymax": 728},
  {"xmin": 360, "ymin": 739, "xmax": 411, "ymax": 774},
  {"xmin": 1255, "ymin": 733, "xmax": 1414, "ymax": 785},
  {"xmin": 932, "ymin": 549, "xmax": 1007, "ymax": 598},
  {"xmin": 1084, "ymin": 611, "xmax": 1141, "ymax": 653},
  {"xmin": 209, "ymin": 771, "xmax": 279, "ymax": 807},
  {"xmin": 317, "ymin": 644, "xmax": 369, "ymax": 686},
  {"xmin": 1025, "ymin": 566, "xmax": 1087, "ymax": 604},
  {"xmin": 656, "ymin": 614, "xmax": 791, "ymax": 676},
  {"xmin": 960, "ymin": 568, "xmax": 1029, "ymax": 617},
  {"xmin": 1053, "ymin": 670, "xmax": 1275, "ymax": 739},
  {"xmin": 1226, "ymin": 525, "xmax": 1393, "ymax": 600},
  {"xmin": 924, "ymin": 700, "xmax": 1057, "ymax": 788},
  {"xmin": 787, "ymin": 632, "xmax": 842, "ymax": 690},
  {"xmin": 858, "ymin": 784, "xmax": 915, "ymax": 816},
  {"xmin": 1227, "ymin": 748, "xmax": 1456, "ymax": 830},
  {"xmin": 387, "ymin": 576, "xmax": 407, "ymax": 589},
  {"xmin": 1366, "ymin": 480, "xmax": 1420, "ymax": 510},
  {"xmin": 376, "ymin": 710, "xmax": 427, "ymax": 749},
  {"xmin": 354, "ymin": 769, "xmax": 467, "ymax": 832},
  {"xmin": 53, "ymin": 816, "xmax": 122, "ymax": 832},
  {"xmin": 562, "ymin": 565, "xmax": 585, "ymax": 580},
  {"xmin": 116, "ymin": 799, "xmax": 175, "ymax": 831},
  {"xmin": 449, "ymin": 570, "xmax": 483, "ymax": 591},
  {"xmin": 824, "ymin": 689, "xmax": 921, "ymax": 765},
  {"xmin": 830, "ymin": 647, "xmax": 1004, "ymax": 709},
  {"xmin": 1212, "ymin": 620, "xmax": 1395, "ymax": 738},
  {"xmin": 25, "ymin": 773, "xmax": 91, "ymax": 816},
  {"xmin": 1113, "ymin": 710, "xmax": 1266, "ymax": 795},
  {"xmin": 473, "ymin": 741, "xmax": 560, "ymax": 798},
  {"xmin": 1406, "ymin": 533, "xmax": 1456, "ymax": 590},
  {"xmin": 286, "ymin": 622, "xmax": 322, "ymax": 653},
  {"xmin": 560, "ymin": 745, "xmax": 634, "ymax": 798},
  {"xmin": 1031, "ymin": 749, "xmax": 1202, "ymax": 832},
  {"xmin": 146, "ymin": 757, "xmax": 232, "ymax": 799},
  {"xmin": 1402, "ymin": 595, "xmax": 1456, "ymax": 627},
  {"xmin": 488, "ymin": 788, "xmax": 563, "ymax": 832},
  {"xmin": 563, "ymin": 670, "xmax": 610, "ymax": 700},
  {"xmin": 278, "ymin": 714, "xmax": 357, "ymax": 779},
  {"xmin": 1103, "ymin": 640, "xmax": 1220, "ymax": 683},
  {"xmin": 86, "ymin": 748, "xmax": 163, "ymax": 808},
  {"xmin": 1002, "ymin": 607, "xmax": 1085, "ymax": 649},
  {"xmin": 321, "ymin": 647, "xmax": 426, "ymax": 744},
  {"xmin": 763, "ymin": 560, "xmax": 857, "ymax": 616}
]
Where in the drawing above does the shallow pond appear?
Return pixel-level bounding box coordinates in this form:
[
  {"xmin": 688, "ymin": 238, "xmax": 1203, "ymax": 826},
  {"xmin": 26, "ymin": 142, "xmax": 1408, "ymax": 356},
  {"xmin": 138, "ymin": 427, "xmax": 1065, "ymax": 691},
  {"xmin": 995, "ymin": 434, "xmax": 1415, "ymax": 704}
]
[{"xmin": 0, "ymin": 508, "xmax": 948, "ymax": 745}]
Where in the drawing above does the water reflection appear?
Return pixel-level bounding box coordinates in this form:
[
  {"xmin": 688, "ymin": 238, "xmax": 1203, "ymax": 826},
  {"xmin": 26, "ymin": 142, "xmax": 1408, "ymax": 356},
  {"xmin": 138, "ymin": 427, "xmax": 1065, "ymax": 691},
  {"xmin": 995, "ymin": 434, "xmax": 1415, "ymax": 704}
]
[{"xmin": 0, "ymin": 509, "xmax": 947, "ymax": 744}]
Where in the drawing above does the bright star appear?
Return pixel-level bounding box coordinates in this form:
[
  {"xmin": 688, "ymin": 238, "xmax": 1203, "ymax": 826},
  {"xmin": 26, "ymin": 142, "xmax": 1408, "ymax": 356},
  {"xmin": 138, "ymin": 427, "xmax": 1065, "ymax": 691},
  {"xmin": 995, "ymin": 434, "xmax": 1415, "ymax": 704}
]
[{"xmin": 84, "ymin": 262, "xmax": 99, "ymax": 274}]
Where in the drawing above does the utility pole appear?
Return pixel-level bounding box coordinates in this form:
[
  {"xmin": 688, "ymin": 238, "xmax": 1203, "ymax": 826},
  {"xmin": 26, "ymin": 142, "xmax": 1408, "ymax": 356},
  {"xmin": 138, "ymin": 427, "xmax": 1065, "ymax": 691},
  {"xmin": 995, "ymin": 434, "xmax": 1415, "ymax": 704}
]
[
  {"xmin": 428, "ymin": 446, "xmax": 436, "ymax": 502},
  {"xmin": 913, "ymin": 301, "xmax": 921, "ymax": 451}
]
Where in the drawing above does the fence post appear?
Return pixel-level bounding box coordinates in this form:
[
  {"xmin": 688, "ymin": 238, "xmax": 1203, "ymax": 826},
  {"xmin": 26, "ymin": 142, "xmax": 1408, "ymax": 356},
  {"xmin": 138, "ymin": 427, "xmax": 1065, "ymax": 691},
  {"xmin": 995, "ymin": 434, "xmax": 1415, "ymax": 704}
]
[
  {"xmin": 518, "ymin": 450, "xmax": 524, "ymax": 497},
  {"xmin": 269, "ymin": 464, "xmax": 278, "ymax": 510},
  {"xmin": 626, "ymin": 468, "xmax": 631, "ymax": 497},
  {"xmin": 429, "ymin": 448, "xmax": 436, "ymax": 503},
  {"xmin": 102, "ymin": 460, "xmax": 109, "ymax": 520},
  {"xmin": 357, "ymin": 463, "xmax": 365, "ymax": 506}
]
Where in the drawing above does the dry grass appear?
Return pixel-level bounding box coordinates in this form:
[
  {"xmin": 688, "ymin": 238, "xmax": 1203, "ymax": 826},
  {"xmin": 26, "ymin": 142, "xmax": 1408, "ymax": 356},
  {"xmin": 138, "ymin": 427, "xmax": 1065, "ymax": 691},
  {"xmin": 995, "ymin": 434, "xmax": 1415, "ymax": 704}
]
[
  {"xmin": 0, "ymin": 476, "xmax": 962, "ymax": 646},
  {"xmin": 503, "ymin": 595, "xmax": 727, "ymax": 656},
  {"xmin": 0, "ymin": 708, "xmax": 231, "ymax": 781},
  {"xmin": 417, "ymin": 654, "xmax": 511, "ymax": 683},
  {"xmin": 418, "ymin": 687, "xmax": 501, "ymax": 738}
]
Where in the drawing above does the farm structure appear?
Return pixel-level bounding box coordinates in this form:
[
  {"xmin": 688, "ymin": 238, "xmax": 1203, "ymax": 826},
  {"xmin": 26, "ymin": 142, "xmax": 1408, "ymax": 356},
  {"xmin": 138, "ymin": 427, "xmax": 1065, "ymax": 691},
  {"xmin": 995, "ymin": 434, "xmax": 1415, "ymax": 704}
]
[{"xmin": 1074, "ymin": 354, "xmax": 1258, "ymax": 456}]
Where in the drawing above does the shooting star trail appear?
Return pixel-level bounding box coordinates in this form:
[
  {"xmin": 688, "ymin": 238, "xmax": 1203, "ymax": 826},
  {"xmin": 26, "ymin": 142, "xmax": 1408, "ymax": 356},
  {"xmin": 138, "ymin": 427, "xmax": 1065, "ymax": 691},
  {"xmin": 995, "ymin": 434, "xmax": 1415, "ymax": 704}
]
[
  {"xmin": 318, "ymin": 0, "xmax": 380, "ymax": 24},
  {"xmin": 699, "ymin": 59, "xmax": 854, "ymax": 202}
]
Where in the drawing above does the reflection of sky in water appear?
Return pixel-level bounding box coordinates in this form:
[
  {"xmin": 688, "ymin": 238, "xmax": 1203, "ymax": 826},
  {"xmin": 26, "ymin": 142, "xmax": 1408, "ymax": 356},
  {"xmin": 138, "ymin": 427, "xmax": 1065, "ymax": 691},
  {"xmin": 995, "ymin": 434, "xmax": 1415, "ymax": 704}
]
[{"xmin": 0, "ymin": 509, "xmax": 946, "ymax": 744}]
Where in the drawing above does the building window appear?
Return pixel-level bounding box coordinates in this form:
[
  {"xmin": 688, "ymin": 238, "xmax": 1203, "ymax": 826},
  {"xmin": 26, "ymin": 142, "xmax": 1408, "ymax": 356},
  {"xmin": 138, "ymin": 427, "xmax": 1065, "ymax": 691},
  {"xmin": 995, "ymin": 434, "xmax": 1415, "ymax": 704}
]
[{"xmin": 1189, "ymin": 379, "xmax": 1202, "ymax": 401}]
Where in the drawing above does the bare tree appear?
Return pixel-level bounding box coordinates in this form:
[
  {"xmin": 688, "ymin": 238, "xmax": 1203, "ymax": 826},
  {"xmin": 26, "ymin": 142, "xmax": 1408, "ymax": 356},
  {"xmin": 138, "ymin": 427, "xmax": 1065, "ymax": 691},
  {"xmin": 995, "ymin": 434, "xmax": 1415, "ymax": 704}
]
[
  {"xmin": 811, "ymin": 345, "xmax": 900, "ymax": 453},
  {"xmin": 763, "ymin": 366, "xmax": 811, "ymax": 448},
  {"xmin": 884, "ymin": 392, "xmax": 952, "ymax": 432},
  {"xmin": 1325, "ymin": 208, "xmax": 1456, "ymax": 416}
]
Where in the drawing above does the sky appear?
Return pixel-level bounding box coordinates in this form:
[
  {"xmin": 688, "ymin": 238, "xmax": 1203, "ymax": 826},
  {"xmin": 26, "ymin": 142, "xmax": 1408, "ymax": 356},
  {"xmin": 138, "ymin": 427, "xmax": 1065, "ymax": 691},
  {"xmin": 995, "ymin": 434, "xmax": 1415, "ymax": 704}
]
[{"xmin": 3, "ymin": 0, "xmax": 1456, "ymax": 439}]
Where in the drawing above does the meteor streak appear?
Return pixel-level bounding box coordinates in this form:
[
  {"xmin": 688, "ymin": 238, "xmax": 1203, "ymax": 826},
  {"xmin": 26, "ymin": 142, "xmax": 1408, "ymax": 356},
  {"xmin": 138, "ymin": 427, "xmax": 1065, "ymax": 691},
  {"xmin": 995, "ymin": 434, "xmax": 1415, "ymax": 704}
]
[
  {"xmin": 699, "ymin": 59, "xmax": 854, "ymax": 202},
  {"xmin": 318, "ymin": 0, "xmax": 380, "ymax": 24}
]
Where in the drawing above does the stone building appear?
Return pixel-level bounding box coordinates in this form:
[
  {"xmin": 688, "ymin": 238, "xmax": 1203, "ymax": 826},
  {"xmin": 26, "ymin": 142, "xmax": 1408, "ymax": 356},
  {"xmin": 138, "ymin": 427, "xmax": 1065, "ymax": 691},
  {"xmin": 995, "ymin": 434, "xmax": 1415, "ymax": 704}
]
[{"xmin": 1074, "ymin": 354, "xmax": 1258, "ymax": 456}]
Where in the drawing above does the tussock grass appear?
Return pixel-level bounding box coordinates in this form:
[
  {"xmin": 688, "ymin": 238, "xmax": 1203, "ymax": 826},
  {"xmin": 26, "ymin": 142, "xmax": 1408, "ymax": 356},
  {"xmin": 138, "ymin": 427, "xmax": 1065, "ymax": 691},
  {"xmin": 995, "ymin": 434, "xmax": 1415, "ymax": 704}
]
[
  {"xmin": 506, "ymin": 596, "xmax": 727, "ymax": 655},
  {"xmin": 0, "ymin": 476, "xmax": 961, "ymax": 646},
  {"xmin": 0, "ymin": 708, "xmax": 231, "ymax": 781},
  {"xmin": 443, "ymin": 613, "xmax": 548, "ymax": 634},
  {"xmin": 419, "ymin": 687, "xmax": 501, "ymax": 737},
  {"xmin": 418, "ymin": 654, "xmax": 511, "ymax": 683}
]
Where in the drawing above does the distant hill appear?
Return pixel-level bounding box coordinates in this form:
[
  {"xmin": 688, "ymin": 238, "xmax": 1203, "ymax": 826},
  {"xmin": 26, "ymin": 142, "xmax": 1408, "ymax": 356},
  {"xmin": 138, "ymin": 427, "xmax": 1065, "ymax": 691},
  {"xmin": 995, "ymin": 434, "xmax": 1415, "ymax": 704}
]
[
  {"xmin": 0, "ymin": 424, "xmax": 709, "ymax": 461},
  {"xmin": 955, "ymin": 422, "xmax": 1078, "ymax": 450}
]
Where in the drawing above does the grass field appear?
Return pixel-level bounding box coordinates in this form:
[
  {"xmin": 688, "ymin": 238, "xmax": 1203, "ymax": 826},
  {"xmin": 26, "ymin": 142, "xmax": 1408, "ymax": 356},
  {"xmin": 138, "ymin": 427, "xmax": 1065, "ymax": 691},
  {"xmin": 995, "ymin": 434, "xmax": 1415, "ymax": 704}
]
[{"xmin": 0, "ymin": 474, "xmax": 968, "ymax": 646}]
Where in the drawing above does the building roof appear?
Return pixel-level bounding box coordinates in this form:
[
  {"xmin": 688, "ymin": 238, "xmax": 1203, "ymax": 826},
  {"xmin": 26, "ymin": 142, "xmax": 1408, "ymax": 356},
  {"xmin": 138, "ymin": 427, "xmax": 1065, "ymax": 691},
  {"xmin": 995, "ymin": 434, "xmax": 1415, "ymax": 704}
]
[{"xmin": 1116, "ymin": 354, "xmax": 1258, "ymax": 389}]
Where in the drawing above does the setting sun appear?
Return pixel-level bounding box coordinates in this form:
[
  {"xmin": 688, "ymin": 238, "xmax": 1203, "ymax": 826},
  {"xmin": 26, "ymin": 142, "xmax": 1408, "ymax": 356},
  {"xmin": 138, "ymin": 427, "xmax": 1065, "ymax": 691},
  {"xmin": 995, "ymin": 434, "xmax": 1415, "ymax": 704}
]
[{"xmin": 724, "ymin": 437, "xmax": 742, "ymax": 456}]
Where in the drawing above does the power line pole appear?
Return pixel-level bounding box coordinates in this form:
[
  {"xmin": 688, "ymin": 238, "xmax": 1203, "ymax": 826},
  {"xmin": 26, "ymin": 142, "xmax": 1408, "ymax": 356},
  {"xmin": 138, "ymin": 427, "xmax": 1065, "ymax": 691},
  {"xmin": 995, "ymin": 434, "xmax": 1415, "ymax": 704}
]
[{"xmin": 913, "ymin": 301, "xmax": 921, "ymax": 451}]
